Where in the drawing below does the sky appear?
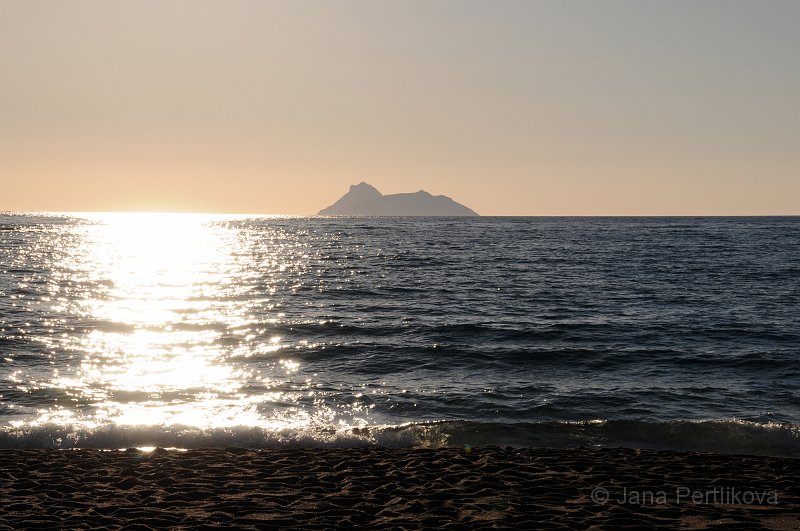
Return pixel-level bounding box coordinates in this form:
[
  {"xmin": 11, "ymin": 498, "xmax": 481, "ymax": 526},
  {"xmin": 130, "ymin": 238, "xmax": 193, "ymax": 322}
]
[{"xmin": 1, "ymin": 0, "xmax": 798, "ymax": 215}]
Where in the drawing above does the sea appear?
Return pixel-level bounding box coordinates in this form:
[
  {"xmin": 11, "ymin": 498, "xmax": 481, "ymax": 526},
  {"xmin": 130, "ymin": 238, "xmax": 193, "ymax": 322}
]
[{"xmin": 0, "ymin": 213, "xmax": 798, "ymax": 455}]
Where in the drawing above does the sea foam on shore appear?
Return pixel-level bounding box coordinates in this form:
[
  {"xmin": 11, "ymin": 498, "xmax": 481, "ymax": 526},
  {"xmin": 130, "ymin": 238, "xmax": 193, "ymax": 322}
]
[{"xmin": 1, "ymin": 419, "xmax": 798, "ymax": 458}]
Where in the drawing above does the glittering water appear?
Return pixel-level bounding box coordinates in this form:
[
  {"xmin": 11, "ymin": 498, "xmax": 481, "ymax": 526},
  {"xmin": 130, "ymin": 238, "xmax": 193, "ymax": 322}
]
[{"xmin": 1, "ymin": 213, "xmax": 798, "ymax": 454}]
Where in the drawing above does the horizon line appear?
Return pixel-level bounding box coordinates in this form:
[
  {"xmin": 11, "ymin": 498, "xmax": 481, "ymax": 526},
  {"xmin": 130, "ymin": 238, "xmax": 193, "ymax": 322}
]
[{"xmin": 1, "ymin": 210, "xmax": 799, "ymax": 218}]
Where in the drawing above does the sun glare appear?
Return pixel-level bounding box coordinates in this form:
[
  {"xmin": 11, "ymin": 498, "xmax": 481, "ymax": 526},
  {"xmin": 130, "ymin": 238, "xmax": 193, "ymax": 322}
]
[{"xmin": 35, "ymin": 213, "xmax": 305, "ymax": 431}]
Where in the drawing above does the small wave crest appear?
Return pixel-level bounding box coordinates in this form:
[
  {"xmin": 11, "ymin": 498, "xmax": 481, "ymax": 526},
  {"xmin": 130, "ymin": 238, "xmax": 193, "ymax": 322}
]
[{"xmin": 1, "ymin": 419, "xmax": 797, "ymax": 456}]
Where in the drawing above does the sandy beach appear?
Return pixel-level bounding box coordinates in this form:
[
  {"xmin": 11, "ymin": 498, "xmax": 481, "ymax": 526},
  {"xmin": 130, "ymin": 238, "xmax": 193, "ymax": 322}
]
[{"xmin": 0, "ymin": 446, "xmax": 797, "ymax": 529}]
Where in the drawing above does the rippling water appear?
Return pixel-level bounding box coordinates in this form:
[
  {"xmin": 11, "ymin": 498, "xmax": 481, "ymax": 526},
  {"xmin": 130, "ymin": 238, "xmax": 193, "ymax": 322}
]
[{"xmin": 0, "ymin": 213, "xmax": 798, "ymax": 454}]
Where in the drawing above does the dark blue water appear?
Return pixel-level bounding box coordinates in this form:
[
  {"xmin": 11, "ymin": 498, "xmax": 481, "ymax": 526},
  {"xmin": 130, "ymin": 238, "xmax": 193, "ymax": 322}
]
[{"xmin": 0, "ymin": 214, "xmax": 798, "ymax": 455}]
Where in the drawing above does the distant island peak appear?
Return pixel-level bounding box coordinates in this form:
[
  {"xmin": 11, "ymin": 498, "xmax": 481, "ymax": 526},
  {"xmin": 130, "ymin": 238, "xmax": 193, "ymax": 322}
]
[{"xmin": 318, "ymin": 183, "xmax": 478, "ymax": 216}]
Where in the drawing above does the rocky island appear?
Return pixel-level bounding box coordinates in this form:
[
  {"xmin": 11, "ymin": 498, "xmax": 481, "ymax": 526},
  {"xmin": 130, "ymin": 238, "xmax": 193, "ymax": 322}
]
[{"xmin": 318, "ymin": 182, "xmax": 478, "ymax": 216}]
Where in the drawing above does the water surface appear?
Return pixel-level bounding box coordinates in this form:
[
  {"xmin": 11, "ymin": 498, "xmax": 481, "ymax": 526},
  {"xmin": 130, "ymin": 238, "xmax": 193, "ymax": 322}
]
[{"xmin": 0, "ymin": 214, "xmax": 798, "ymax": 454}]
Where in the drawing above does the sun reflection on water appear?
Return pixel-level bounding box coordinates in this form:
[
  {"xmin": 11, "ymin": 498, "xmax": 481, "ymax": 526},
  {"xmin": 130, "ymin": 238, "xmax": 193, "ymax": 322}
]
[
  {"xmin": 24, "ymin": 213, "xmax": 332, "ymax": 435},
  {"xmin": 83, "ymin": 213, "xmax": 237, "ymax": 327}
]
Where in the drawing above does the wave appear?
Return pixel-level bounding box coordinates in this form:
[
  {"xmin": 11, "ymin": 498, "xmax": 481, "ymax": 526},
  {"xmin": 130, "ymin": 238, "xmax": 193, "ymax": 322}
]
[{"xmin": 1, "ymin": 419, "xmax": 797, "ymax": 456}]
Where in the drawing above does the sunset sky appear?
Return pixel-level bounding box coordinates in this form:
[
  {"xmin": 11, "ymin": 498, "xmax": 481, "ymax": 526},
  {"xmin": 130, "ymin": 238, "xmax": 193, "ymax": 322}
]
[{"xmin": 1, "ymin": 0, "xmax": 798, "ymax": 215}]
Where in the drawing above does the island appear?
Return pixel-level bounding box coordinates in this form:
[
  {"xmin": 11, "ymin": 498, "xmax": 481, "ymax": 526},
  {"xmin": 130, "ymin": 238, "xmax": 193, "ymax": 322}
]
[{"xmin": 318, "ymin": 182, "xmax": 479, "ymax": 216}]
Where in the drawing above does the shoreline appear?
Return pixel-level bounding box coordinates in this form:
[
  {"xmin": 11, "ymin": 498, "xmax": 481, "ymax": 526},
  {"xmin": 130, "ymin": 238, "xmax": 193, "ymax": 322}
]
[{"xmin": 1, "ymin": 446, "xmax": 798, "ymax": 529}]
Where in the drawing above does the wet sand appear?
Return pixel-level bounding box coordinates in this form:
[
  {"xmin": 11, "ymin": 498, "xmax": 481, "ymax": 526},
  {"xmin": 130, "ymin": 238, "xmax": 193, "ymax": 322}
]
[{"xmin": 0, "ymin": 446, "xmax": 798, "ymax": 529}]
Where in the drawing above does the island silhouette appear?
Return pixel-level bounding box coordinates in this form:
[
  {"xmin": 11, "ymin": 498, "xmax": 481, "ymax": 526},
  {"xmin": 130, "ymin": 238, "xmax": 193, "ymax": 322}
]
[{"xmin": 318, "ymin": 182, "xmax": 479, "ymax": 216}]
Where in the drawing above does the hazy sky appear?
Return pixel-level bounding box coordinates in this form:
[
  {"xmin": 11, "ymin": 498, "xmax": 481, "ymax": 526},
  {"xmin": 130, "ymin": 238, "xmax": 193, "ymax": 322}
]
[{"xmin": 1, "ymin": 0, "xmax": 798, "ymax": 215}]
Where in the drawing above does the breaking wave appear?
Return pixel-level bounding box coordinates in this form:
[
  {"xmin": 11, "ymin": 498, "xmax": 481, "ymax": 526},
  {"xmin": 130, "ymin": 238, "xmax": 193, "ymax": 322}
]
[{"xmin": 1, "ymin": 419, "xmax": 798, "ymax": 457}]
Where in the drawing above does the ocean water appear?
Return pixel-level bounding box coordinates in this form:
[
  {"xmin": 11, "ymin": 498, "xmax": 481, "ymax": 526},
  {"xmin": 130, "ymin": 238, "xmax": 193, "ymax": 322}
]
[{"xmin": 0, "ymin": 213, "xmax": 798, "ymax": 455}]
